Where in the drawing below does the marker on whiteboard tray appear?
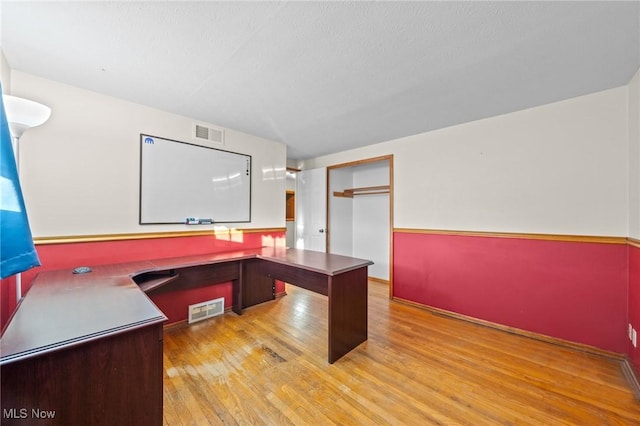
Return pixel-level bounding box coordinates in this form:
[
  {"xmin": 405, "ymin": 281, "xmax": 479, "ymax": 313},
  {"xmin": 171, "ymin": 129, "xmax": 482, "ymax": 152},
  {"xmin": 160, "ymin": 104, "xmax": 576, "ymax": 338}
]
[{"xmin": 186, "ymin": 217, "xmax": 199, "ymax": 225}]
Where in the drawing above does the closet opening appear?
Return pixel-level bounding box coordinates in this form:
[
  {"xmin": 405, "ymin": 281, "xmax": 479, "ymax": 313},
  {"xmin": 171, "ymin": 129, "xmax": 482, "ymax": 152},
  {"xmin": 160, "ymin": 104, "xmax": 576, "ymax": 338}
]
[{"xmin": 327, "ymin": 155, "xmax": 393, "ymax": 297}]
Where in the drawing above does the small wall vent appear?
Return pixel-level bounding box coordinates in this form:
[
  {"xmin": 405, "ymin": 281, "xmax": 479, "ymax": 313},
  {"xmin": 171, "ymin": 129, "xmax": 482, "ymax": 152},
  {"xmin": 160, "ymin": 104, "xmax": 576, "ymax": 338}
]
[
  {"xmin": 193, "ymin": 123, "xmax": 224, "ymax": 145},
  {"xmin": 188, "ymin": 297, "xmax": 224, "ymax": 324}
]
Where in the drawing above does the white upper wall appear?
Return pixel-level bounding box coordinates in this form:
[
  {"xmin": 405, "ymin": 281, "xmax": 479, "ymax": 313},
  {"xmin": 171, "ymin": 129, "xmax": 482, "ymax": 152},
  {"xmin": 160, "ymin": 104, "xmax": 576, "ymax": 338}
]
[
  {"xmin": 11, "ymin": 71, "xmax": 286, "ymax": 237},
  {"xmin": 9, "ymin": 65, "xmax": 636, "ymax": 239},
  {"xmin": 303, "ymin": 85, "xmax": 630, "ymax": 237},
  {"xmin": 630, "ymin": 68, "xmax": 640, "ymax": 239}
]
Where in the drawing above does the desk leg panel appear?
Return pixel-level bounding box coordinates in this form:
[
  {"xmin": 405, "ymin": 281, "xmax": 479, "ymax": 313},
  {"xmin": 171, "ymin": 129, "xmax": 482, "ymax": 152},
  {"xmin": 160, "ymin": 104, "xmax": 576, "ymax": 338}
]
[
  {"xmin": 242, "ymin": 259, "xmax": 276, "ymax": 309},
  {"xmin": 328, "ymin": 266, "xmax": 368, "ymax": 363},
  {"xmin": 232, "ymin": 262, "xmax": 242, "ymax": 315}
]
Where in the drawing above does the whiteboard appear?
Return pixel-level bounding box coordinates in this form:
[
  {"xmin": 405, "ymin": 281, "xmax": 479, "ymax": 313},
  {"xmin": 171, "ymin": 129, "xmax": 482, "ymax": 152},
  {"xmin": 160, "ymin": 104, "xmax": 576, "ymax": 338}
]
[{"xmin": 139, "ymin": 134, "xmax": 251, "ymax": 224}]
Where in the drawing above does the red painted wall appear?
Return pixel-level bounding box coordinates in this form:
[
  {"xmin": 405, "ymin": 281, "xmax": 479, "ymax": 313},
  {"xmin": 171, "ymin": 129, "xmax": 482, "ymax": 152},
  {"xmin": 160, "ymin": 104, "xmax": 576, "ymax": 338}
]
[
  {"xmin": 393, "ymin": 231, "xmax": 628, "ymax": 353},
  {"xmin": 629, "ymin": 244, "xmax": 640, "ymax": 369},
  {"xmin": 1, "ymin": 230, "xmax": 286, "ymax": 329}
]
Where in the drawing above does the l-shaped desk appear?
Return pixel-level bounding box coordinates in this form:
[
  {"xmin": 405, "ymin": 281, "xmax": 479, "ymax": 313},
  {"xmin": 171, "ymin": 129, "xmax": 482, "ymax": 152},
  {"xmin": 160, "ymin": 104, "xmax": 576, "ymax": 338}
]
[{"xmin": 0, "ymin": 247, "xmax": 372, "ymax": 426}]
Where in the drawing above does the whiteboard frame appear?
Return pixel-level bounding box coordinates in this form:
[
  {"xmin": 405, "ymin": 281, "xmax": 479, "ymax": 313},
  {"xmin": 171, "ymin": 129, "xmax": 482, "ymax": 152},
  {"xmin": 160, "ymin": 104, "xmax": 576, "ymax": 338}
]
[{"xmin": 139, "ymin": 134, "xmax": 252, "ymax": 225}]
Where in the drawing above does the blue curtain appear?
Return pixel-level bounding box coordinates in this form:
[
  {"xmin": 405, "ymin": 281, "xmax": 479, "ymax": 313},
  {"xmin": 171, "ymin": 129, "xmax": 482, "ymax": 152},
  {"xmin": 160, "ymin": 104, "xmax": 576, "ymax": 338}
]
[{"xmin": 0, "ymin": 87, "xmax": 41, "ymax": 279}]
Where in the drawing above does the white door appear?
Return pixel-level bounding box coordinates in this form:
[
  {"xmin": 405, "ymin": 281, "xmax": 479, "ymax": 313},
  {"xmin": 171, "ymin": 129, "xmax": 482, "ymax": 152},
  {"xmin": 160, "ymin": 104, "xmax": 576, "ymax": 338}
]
[{"xmin": 295, "ymin": 167, "xmax": 327, "ymax": 252}]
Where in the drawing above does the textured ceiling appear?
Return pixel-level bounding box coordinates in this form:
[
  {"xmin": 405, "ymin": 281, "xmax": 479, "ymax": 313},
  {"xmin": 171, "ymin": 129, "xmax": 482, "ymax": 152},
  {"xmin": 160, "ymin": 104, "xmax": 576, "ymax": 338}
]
[{"xmin": 2, "ymin": 1, "xmax": 639, "ymax": 160}]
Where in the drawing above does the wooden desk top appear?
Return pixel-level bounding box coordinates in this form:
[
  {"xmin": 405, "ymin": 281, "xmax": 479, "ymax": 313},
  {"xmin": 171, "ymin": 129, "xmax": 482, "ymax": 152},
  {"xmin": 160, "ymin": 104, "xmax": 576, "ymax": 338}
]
[
  {"xmin": 260, "ymin": 247, "xmax": 373, "ymax": 276},
  {"xmin": 143, "ymin": 247, "xmax": 372, "ymax": 276},
  {"xmin": 0, "ymin": 248, "xmax": 372, "ymax": 365}
]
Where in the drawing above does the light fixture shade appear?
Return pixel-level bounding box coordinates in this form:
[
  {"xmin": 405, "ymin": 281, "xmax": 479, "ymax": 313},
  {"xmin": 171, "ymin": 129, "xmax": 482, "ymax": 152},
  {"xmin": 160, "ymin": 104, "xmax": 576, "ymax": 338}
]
[{"xmin": 2, "ymin": 95, "xmax": 51, "ymax": 139}]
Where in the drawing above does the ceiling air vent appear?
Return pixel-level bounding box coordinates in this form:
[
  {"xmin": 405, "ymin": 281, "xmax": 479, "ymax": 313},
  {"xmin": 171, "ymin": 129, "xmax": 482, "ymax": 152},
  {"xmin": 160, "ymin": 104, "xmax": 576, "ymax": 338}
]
[{"xmin": 193, "ymin": 123, "xmax": 224, "ymax": 145}]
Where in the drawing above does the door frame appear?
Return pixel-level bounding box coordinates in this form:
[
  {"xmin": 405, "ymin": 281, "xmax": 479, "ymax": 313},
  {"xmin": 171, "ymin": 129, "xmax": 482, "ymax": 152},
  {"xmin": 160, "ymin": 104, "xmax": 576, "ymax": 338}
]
[{"xmin": 327, "ymin": 155, "xmax": 394, "ymax": 299}]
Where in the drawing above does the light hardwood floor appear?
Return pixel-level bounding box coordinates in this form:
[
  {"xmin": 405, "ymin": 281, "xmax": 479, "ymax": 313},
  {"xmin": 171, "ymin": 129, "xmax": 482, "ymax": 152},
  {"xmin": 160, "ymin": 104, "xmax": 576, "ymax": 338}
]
[{"xmin": 163, "ymin": 281, "xmax": 640, "ymax": 425}]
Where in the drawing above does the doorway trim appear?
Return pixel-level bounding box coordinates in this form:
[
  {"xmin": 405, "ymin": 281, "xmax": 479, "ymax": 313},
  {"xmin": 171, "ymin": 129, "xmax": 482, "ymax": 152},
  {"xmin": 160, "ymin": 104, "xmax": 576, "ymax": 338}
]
[{"xmin": 327, "ymin": 154, "xmax": 394, "ymax": 299}]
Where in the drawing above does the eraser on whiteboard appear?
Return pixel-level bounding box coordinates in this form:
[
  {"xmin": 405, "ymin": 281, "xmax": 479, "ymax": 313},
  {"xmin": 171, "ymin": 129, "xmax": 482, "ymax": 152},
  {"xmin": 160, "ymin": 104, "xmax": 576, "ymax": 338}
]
[{"xmin": 198, "ymin": 218, "xmax": 213, "ymax": 224}]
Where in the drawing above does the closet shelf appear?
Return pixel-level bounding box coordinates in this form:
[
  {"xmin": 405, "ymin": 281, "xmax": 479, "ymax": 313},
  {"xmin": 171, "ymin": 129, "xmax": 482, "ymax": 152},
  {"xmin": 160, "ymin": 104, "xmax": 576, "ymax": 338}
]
[{"xmin": 333, "ymin": 185, "xmax": 390, "ymax": 198}]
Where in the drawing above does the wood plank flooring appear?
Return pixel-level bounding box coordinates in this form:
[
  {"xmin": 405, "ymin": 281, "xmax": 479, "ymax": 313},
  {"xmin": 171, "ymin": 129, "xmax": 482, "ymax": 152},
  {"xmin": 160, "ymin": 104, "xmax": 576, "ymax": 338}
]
[{"xmin": 163, "ymin": 281, "xmax": 640, "ymax": 425}]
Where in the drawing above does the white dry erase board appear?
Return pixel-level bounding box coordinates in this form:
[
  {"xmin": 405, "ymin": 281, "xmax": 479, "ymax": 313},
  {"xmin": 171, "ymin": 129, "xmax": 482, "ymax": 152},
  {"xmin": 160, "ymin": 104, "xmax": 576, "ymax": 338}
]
[{"xmin": 139, "ymin": 134, "xmax": 251, "ymax": 224}]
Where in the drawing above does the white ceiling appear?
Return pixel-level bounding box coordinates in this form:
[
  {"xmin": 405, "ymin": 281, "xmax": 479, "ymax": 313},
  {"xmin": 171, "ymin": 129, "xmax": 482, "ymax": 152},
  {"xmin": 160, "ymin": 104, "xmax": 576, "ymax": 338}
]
[{"xmin": 2, "ymin": 1, "xmax": 639, "ymax": 160}]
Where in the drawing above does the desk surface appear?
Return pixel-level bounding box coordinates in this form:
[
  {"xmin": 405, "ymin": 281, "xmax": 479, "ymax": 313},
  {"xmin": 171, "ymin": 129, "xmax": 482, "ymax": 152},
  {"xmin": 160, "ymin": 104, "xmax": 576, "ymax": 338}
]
[
  {"xmin": 259, "ymin": 247, "xmax": 373, "ymax": 276},
  {"xmin": 145, "ymin": 247, "xmax": 372, "ymax": 276},
  {"xmin": 0, "ymin": 247, "xmax": 372, "ymax": 365}
]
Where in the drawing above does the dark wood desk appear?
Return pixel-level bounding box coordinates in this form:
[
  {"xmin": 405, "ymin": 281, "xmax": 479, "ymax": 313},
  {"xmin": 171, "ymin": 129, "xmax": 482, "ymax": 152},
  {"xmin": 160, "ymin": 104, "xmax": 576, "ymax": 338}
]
[
  {"xmin": 257, "ymin": 249, "xmax": 370, "ymax": 364},
  {"xmin": 0, "ymin": 247, "xmax": 371, "ymax": 425}
]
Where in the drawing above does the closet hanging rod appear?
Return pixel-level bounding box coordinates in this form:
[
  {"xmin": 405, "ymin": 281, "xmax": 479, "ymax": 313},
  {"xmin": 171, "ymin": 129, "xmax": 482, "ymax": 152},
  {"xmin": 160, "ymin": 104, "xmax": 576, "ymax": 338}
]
[{"xmin": 333, "ymin": 185, "xmax": 390, "ymax": 198}]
